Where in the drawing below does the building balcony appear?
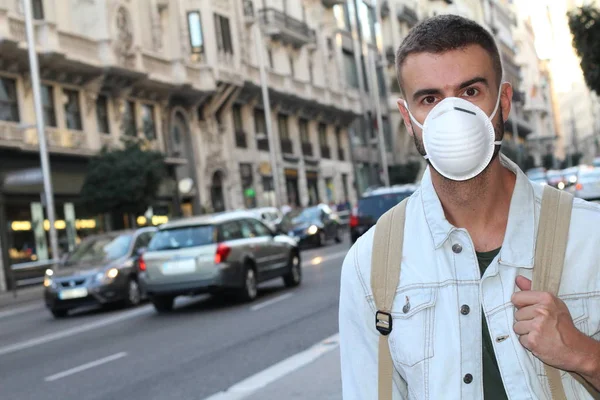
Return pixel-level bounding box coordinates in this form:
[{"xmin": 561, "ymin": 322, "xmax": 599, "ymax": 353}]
[
  {"xmin": 302, "ymin": 142, "xmax": 313, "ymax": 157},
  {"xmin": 322, "ymin": 0, "xmax": 346, "ymax": 7},
  {"xmin": 398, "ymin": 5, "xmax": 419, "ymax": 27},
  {"xmin": 280, "ymin": 138, "xmax": 294, "ymax": 154},
  {"xmin": 258, "ymin": 8, "xmax": 316, "ymax": 48},
  {"xmin": 320, "ymin": 145, "xmax": 331, "ymax": 159}
]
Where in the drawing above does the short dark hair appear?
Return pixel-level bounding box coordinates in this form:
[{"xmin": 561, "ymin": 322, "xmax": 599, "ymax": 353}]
[{"xmin": 395, "ymin": 15, "xmax": 503, "ymax": 95}]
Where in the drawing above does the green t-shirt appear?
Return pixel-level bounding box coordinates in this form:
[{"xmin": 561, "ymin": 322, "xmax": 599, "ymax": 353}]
[{"xmin": 477, "ymin": 248, "xmax": 508, "ymax": 400}]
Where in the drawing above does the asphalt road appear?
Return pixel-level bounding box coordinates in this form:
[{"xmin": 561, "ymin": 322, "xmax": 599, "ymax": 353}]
[{"xmin": 0, "ymin": 236, "xmax": 351, "ymax": 400}]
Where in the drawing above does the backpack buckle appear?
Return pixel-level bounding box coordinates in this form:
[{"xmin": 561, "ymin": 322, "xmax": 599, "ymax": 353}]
[{"xmin": 375, "ymin": 311, "xmax": 393, "ymax": 335}]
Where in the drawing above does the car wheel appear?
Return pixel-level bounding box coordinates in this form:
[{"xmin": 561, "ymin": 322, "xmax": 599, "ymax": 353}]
[
  {"xmin": 50, "ymin": 308, "xmax": 68, "ymax": 319},
  {"xmin": 334, "ymin": 227, "xmax": 342, "ymax": 243},
  {"xmin": 124, "ymin": 278, "xmax": 142, "ymax": 307},
  {"xmin": 151, "ymin": 295, "xmax": 174, "ymax": 313},
  {"xmin": 283, "ymin": 252, "xmax": 302, "ymax": 288},
  {"xmin": 238, "ymin": 265, "xmax": 258, "ymax": 302}
]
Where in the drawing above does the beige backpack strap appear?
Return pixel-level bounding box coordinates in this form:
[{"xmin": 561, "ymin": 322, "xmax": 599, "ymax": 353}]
[
  {"xmin": 371, "ymin": 199, "xmax": 408, "ymax": 400},
  {"xmin": 534, "ymin": 186, "xmax": 600, "ymax": 399}
]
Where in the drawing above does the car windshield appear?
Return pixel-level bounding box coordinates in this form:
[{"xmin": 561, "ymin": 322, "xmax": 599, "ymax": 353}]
[
  {"xmin": 148, "ymin": 225, "xmax": 215, "ymax": 251},
  {"xmin": 358, "ymin": 192, "xmax": 412, "ymax": 219},
  {"xmin": 65, "ymin": 234, "xmax": 133, "ymax": 265},
  {"xmin": 283, "ymin": 207, "xmax": 321, "ymax": 225}
]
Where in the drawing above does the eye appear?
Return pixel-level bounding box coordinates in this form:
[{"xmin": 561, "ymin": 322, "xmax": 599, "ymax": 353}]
[
  {"xmin": 422, "ymin": 96, "xmax": 437, "ymax": 105},
  {"xmin": 463, "ymin": 87, "xmax": 479, "ymax": 97}
]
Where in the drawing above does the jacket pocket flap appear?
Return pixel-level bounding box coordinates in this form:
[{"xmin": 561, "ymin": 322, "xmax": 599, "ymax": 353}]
[{"xmin": 392, "ymin": 287, "xmax": 437, "ymax": 318}]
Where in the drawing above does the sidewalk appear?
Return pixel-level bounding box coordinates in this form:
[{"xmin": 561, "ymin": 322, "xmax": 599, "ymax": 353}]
[
  {"xmin": 0, "ymin": 285, "xmax": 44, "ymax": 310},
  {"xmin": 245, "ymin": 347, "xmax": 342, "ymax": 400}
]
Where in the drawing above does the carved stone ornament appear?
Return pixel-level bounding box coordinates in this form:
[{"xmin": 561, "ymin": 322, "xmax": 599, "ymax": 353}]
[{"xmin": 113, "ymin": 6, "xmax": 134, "ymax": 67}]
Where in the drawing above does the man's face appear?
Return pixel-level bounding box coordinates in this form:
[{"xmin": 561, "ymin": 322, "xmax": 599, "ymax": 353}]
[{"xmin": 396, "ymin": 44, "xmax": 512, "ymax": 159}]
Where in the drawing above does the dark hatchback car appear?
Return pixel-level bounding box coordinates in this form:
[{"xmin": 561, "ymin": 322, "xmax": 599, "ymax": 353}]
[
  {"xmin": 44, "ymin": 228, "xmax": 157, "ymax": 318},
  {"xmin": 280, "ymin": 204, "xmax": 342, "ymax": 247},
  {"xmin": 350, "ymin": 186, "xmax": 417, "ymax": 243}
]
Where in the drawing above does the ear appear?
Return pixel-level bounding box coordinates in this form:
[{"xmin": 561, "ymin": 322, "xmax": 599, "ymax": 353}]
[
  {"xmin": 396, "ymin": 98, "xmax": 415, "ymax": 137},
  {"xmin": 500, "ymin": 82, "xmax": 513, "ymax": 123}
]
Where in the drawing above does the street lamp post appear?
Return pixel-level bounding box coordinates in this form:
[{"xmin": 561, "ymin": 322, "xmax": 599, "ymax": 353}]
[
  {"xmin": 252, "ymin": 21, "xmax": 283, "ymax": 209},
  {"xmin": 24, "ymin": 0, "xmax": 59, "ymax": 263}
]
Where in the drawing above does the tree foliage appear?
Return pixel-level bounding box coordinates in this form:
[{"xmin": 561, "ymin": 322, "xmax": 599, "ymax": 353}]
[
  {"xmin": 80, "ymin": 137, "xmax": 167, "ymax": 216},
  {"xmin": 568, "ymin": 5, "xmax": 600, "ymax": 95}
]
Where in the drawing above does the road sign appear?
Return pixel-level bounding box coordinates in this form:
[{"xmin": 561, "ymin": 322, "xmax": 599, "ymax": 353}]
[{"xmin": 3, "ymin": 168, "xmax": 44, "ymax": 187}]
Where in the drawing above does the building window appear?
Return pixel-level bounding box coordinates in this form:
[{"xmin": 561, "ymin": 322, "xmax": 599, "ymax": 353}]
[
  {"xmin": 95, "ymin": 95, "xmax": 110, "ymax": 134},
  {"xmin": 187, "ymin": 11, "xmax": 204, "ymax": 55},
  {"xmin": 0, "ymin": 77, "xmax": 19, "ymax": 122},
  {"xmin": 141, "ymin": 104, "xmax": 156, "ymax": 140},
  {"xmin": 333, "ymin": 4, "xmax": 352, "ymax": 31},
  {"xmin": 254, "ymin": 108, "xmax": 268, "ymax": 151},
  {"xmin": 289, "ymin": 55, "xmax": 295, "ymax": 78},
  {"xmin": 343, "ymin": 50, "xmax": 359, "ymax": 89},
  {"xmin": 319, "ymin": 123, "xmax": 330, "ymax": 159},
  {"xmin": 63, "ymin": 89, "xmax": 82, "ymax": 130},
  {"xmin": 335, "ymin": 127, "xmax": 345, "ymax": 161},
  {"xmin": 122, "ymin": 100, "xmax": 136, "ymax": 136},
  {"xmin": 299, "ymin": 119, "xmax": 309, "ymax": 143},
  {"xmin": 32, "ymin": 0, "xmax": 44, "ymax": 20},
  {"xmin": 278, "ymin": 114, "xmax": 289, "ymax": 140},
  {"xmin": 308, "ymin": 59, "xmax": 314, "ymax": 83},
  {"xmin": 214, "ymin": 14, "xmax": 233, "ymax": 55},
  {"xmin": 233, "ymin": 104, "xmax": 247, "ymax": 148},
  {"xmin": 41, "ymin": 84, "xmax": 56, "ymax": 127},
  {"xmin": 267, "ymin": 48, "xmax": 274, "ymax": 69}
]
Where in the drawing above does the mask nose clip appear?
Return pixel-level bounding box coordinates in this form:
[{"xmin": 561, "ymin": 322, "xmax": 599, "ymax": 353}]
[{"xmin": 453, "ymin": 107, "xmax": 477, "ymax": 116}]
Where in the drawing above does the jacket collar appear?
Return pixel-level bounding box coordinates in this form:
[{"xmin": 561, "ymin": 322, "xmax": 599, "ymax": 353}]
[{"xmin": 419, "ymin": 154, "xmax": 536, "ymax": 269}]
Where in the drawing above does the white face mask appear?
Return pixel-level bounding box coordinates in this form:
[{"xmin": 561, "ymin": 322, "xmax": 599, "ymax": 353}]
[{"xmin": 404, "ymin": 86, "xmax": 503, "ymax": 181}]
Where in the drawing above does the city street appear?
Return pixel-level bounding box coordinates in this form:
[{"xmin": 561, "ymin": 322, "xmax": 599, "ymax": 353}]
[{"xmin": 0, "ymin": 238, "xmax": 350, "ymax": 400}]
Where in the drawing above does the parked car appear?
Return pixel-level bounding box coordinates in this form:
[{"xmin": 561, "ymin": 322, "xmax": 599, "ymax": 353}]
[
  {"xmin": 247, "ymin": 207, "xmax": 283, "ymax": 232},
  {"xmin": 350, "ymin": 185, "xmax": 417, "ymax": 243},
  {"xmin": 139, "ymin": 211, "xmax": 300, "ymax": 312},
  {"xmin": 43, "ymin": 227, "xmax": 157, "ymax": 318},
  {"xmin": 545, "ymin": 169, "xmax": 566, "ymax": 189},
  {"xmin": 568, "ymin": 167, "xmax": 600, "ymax": 201},
  {"xmin": 279, "ymin": 204, "xmax": 342, "ymax": 247}
]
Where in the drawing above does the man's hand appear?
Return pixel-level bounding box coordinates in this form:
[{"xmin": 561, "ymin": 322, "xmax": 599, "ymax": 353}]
[{"xmin": 512, "ymin": 276, "xmax": 600, "ymax": 386}]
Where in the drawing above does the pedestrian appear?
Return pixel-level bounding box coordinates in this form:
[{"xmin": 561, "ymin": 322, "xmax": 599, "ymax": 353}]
[{"xmin": 339, "ymin": 15, "xmax": 600, "ymax": 400}]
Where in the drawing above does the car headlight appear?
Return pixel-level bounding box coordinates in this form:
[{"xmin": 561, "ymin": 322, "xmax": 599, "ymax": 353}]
[
  {"xmin": 43, "ymin": 275, "xmax": 53, "ymax": 288},
  {"xmin": 307, "ymin": 225, "xmax": 318, "ymax": 235},
  {"xmin": 95, "ymin": 268, "xmax": 119, "ymax": 283}
]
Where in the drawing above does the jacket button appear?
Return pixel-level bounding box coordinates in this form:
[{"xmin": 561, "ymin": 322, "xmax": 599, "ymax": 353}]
[
  {"xmin": 452, "ymin": 243, "xmax": 463, "ymax": 254},
  {"xmin": 460, "ymin": 304, "xmax": 470, "ymax": 315},
  {"xmin": 463, "ymin": 373, "xmax": 473, "ymax": 384}
]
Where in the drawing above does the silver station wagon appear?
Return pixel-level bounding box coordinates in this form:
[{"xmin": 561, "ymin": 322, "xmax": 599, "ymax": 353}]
[{"xmin": 138, "ymin": 211, "xmax": 301, "ymax": 312}]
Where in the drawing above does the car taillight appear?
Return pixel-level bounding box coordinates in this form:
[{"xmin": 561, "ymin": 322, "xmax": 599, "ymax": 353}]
[
  {"xmin": 215, "ymin": 243, "xmax": 231, "ymax": 264},
  {"xmin": 576, "ymin": 183, "xmax": 583, "ymax": 191},
  {"xmin": 138, "ymin": 255, "xmax": 146, "ymax": 271},
  {"xmin": 350, "ymin": 206, "xmax": 359, "ymax": 228}
]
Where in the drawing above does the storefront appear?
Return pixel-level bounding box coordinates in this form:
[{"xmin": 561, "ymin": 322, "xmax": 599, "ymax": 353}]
[{"xmin": 306, "ymin": 170, "xmax": 320, "ymax": 206}]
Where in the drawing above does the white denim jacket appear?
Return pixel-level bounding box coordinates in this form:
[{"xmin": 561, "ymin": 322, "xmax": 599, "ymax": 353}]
[{"xmin": 339, "ymin": 156, "xmax": 600, "ymax": 400}]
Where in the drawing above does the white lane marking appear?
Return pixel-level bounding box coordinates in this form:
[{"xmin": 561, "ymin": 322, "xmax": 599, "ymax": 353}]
[
  {"xmin": 203, "ymin": 333, "xmax": 339, "ymax": 400},
  {"xmin": 250, "ymin": 293, "xmax": 294, "ymax": 311},
  {"xmin": 44, "ymin": 352, "xmax": 127, "ymax": 382},
  {"xmin": 301, "ymin": 250, "xmax": 347, "ymax": 269},
  {"xmin": 0, "ymin": 306, "xmax": 152, "ymax": 357},
  {"xmin": 0, "ymin": 303, "xmax": 43, "ymax": 320}
]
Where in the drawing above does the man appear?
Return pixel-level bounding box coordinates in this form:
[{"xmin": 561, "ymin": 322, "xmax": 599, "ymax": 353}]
[{"xmin": 339, "ymin": 15, "xmax": 600, "ymax": 399}]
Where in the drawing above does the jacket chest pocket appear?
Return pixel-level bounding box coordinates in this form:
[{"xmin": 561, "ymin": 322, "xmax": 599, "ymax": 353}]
[{"xmin": 388, "ymin": 287, "xmax": 437, "ymax": 367}]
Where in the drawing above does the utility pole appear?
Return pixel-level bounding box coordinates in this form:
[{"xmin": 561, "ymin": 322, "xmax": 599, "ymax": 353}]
[
  {"xmin": 253, "ymin": 21, "xmax": 283, "ymax": 208},
  {"xmin": 24, "ymin": 0, "xmax": 59, "ymax": 263}
]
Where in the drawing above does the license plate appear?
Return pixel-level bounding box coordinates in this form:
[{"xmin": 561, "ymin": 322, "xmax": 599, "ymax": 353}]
[
  {"xmin": 162, "ymin": 259, "xmax": 196, "ymax": 275},
  {"xmin": 59, "ymin": 288, "xmax": 88, "ymax": 300}
]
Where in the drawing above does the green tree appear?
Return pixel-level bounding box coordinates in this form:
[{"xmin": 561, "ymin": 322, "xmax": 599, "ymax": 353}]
[
  {"xmin": 568, "ymin": 5, "xmax": 600, "ymax": 95},
  {"xmin": 80, "ymin": 137, "xmax": 167, "ymax": 221}
]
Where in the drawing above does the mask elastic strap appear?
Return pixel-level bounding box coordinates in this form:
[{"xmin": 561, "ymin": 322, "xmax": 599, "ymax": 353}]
[
  {"xmin": 489, "ymin": 82, "xmax": 505, "ymax": 120},
  {"xmin": 403, "ymin": 100, "xmax": 424, "ymax": 129}
]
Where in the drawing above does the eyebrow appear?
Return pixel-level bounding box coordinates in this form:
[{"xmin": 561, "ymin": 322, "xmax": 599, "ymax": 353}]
[{"xmin": 411, "ymin": 77, "xmax": 490, "ymax": 102}]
